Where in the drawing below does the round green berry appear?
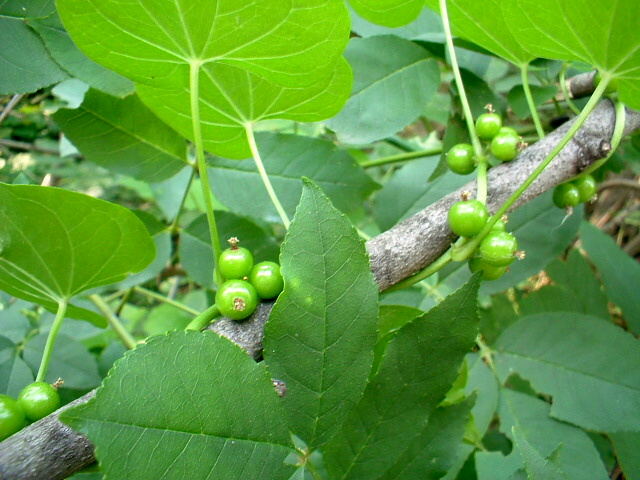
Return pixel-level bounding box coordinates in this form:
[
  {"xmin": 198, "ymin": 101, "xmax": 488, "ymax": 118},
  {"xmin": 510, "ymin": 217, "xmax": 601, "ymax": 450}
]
[
  {"xmin": 249, "ymin": 261, "xmax": 284, "ymax": 300},
  {"xmin": 17, "ymin": 382, "xmax": 60, "ymax": 422},
  {"xmin": 490, "ymin": 131, "xmax": 520, "ymax": 162},
  {"xmin": 468, "ymin": 255, "xmax": 508, "ymax": 281},
  {"xmin": 446, "ymin": 143, "xmax": 476, "ymax": 175},
  {"xmin": 572, "ymin": 174, "xmax": 597, "ymax": 203},
  {"xmin": 216, "ymin": 279, "xmax": 259, "ymax": 321},
  {"xmin": 218, "ymin": 238, "xmax": 254, "ymax": 280},
  {"xmin": 553, "ymin": 183, "xmax": 580, "ymax": 209},
  {"xmin": 0, "ymin": 395, "xmax": 25, "ymax": 441},
  {"xmin": 479, "ymin": 231, "xmax": 518, "ymax": 267},
  {"xmin": 476, "ymin": 113, "xmax": 503, "ymax": 140},
  {"xmin": 448, "ymin": 200, "xmax": 489, "ymax": 238}
]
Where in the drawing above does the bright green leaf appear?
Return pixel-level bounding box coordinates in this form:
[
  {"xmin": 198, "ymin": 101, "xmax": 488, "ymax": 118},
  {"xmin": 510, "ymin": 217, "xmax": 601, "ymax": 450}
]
[
  {"xmin": 53, "ymin": 90, "xmax": 188, "ymax": 182},
  {"xmin": 57, "ymin": 0, "xmax": 353, "ymax": 158},
  {"xmin": 61, "ymin": 331, "xmax": 295, "ymax": 479},
  {"xmin": 348, "ymin": 0, "xmax": 426, "ymax": 28},
  {"xmin": 580, "ymin": 222, "xmax": 640, "ymax": 334},
  {"xmin": 350, "ymin": 6, "xmax": 444, "ymax": 41},
  {"xmin": 495, "ymin": 313, "xmax": 640, "ymax": 433},
  {"xmin": 323, "ymin": 275, "xmax": 480, "ymax": 479},
  {"xmin": 326, "ymin": 36, "xmax": 440, "ymax": 144},
  {"xmin": 503, "ymin": 0, "xmax": 640, "ymax": 109},
  {"xmin": 209, "ymin": 133, "xmax": 379, "ymax": 223},
  {"xmin": 264, "ymin": 180, "xmax": 379, "ymax": 448},
  {"xmin": 0, "ymin": 184, "xmax": 155, "ymax": 317}
]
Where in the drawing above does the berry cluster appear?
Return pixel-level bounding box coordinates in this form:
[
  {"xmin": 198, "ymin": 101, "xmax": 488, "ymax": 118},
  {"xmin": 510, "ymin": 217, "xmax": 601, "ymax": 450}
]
[
  {"xmin": 0, "ymin": 381, "xmax": 61, "ymax": 441},
  {"xmin": 552, "ymin": 174, "xmax": 597, "ymax": 209},
  {"xmin": 214, "ymin": 238, "xmax": 284, "ymax": 321}
]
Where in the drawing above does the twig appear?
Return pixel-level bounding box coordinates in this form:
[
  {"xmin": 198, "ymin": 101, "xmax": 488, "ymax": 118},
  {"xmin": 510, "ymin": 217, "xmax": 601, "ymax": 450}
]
[{"xmin": 0, "ymin": 94, "xmax": 23, "ymax": 124}]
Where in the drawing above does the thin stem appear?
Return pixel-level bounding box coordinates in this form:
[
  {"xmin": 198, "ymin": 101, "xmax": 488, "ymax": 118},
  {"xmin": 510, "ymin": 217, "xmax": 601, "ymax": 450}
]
[
  {"xmin": 520, "ymin": 63, "xmax": 546, "ymax": 139},
  {"xmin": 582, "ymin": 100, "xmax": 626, "ymax": 176},
  {"xmin": 190, "ymin": 61, "xmax": 222, "ymax": 262},
  {"xmin": 245, "ymin": 125, "xmax": 291, "ymax": 228},
  {"xmin": 0, "ymin": 94, "xmax": 23, "ymax": 124},
  {"xmin": 36, "ymin": 298, "xmax": 68, "ymax": 382},
  {"xmin": 475, "ymin": 157, "xmax": 489, "ymax": 204},
  {"xmin": 134, "ymin": 286, "xmax": 200, "ymax": 316},
  {"xmin": 383, "ymin": 249, "xmax": 453, "ymax": 293},
  {"xmin": 185, "ymin": 304, "xmax": 221, "ymax": 331},
  {"xmin": 360, "ymin": 147, "xmax": 442, "ymax": 168},
  {"xmin": 439, "ymin": 0, "xmax": 483, "ymax": 159},
  {"xmin": 559, "ymin": 64, "xmax": 581, "ymax": 115},
  {"xmin": 88, "ymin": 294, "xmax": 137, "ymax": 350},
  {"xmin": 170, "ymin": 167, "xmax": 197, "ymax": 233}
]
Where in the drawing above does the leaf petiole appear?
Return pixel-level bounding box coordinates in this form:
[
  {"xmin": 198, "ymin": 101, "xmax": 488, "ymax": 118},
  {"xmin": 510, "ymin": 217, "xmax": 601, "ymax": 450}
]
[
  {"xmin": 35, "ymin": 297, "xmax": 68, "ymax": 382},
  {"xmin": 520, "ymin": 63, "xmax": 546, "ymax": 139},
  {"xmin": 185, "ymin": 304, "xmax": 221, "ymax": 331},
  {"xmin": 88, "ymin": 294, "xmax": 137, "ymax": 350}
]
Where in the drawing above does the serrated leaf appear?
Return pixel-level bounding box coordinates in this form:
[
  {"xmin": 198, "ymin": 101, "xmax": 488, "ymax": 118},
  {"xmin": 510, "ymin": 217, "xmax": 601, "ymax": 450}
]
[
  {"xmin": 179, "ymin": 211, "xmax": 280, "ymax": 289},
  {"xmin": 264, "ymin": 180, "xmax": 379, "ymax": 449},
  {"xmin": 0, "ymin": 16, "xmax": 67, "ymax": 94},
  {"xmin": 0, "ymin": 184, "xmax": 155, "ymax": 321},
  {"xmin": 326, "ymin": 35, "xmax": 440, "ymax": 144},
  {"xmin": 498, "ymin": 389, "xmax": 609, "ymax": 480},
  {"xmin": 28, "ymin": 13, "xmax": 134, "ymax": 97},
  {"xmin": 511, "ymin": 427, "xmax": 567, "ymax": 480},
  {"xmin": 61, "ymin": 331, "xmax": 294, "ymax": 479},
  {"xmin": 54, "ymin": 90, "xmax": 188, "ymax": 182},
  {"xmin": 57, "ymin": 0, "xmax": 352, "ymax": 158},
  {"xmin": 495, "ymin": 313, "xmax": 640, "ymax": 433},
  {"xmin": 209, "ymin": 133, "xmax": 379, "ymax": 223},
  {"xmin": 503, "ymin": 0, "xmax": 640, "ymax": 109},
  {"xmin": 348, "ymin": 0, "xmax": 426, "ymax": 28},
  {"xmin": 580, "ymin": 222, "xmax": 640, "ymax": 334},
  {"xmin": 323, "ymin": 275, "xmax": 480, "ymax": 479}
]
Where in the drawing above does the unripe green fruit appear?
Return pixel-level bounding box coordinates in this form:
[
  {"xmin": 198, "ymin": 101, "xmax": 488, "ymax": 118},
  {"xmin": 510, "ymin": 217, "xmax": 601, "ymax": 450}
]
[
  {"xmin": 448, "ymin": 200, "xmax": 489, "ymax": 238},
  {"xmin": 216, "ymin": 279, "xmax": 258, "ymax": 321},
  {"xmin": 446, "ymin": 143, "xmax": 476, "ymax": 175},
  {"xmin": 572, "ymin": 174, "xmax": 597, "ymax": 203},
  {"xmin": 17, "ymin": 382, "xmax": 60, "ymax": 422},
  {"xmin": 0, "ymin": 395, "xmax": 25, "ymax": 441},
  {"xmin": 479, "ymin": 231, "xmax": 518, "ymax": 267},
  {"xmin": 553, "ymin": 183, "xmax": 580, "ymax": 209},
  {"xmin": 249, "ymin": 261, "xmax": 284, "ymax": 299},
  {"xmin": 476, "ymin": 113, "xmax": 503, "ymax": 140}
]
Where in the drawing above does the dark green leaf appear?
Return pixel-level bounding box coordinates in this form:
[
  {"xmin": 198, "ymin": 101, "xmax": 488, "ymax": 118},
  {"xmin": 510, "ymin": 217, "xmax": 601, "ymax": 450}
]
[
  {"xmin": 610, "ymin": 432, "xmax": 640, "ymax": 480},
  {"xmin": 264, "ymin": 180, "xmax": 379, "ymax": 448},
  {"xmin": 507, "ymin": 84, "xmax": 558, "ymax": 120},
  {"xmin": 0, "ymin": 0, "xmax": 55, "ymax": 18},
  {"xmin": 495, "ymin": 313, "xmax": 640, "ymax": 433},
  {"xmin": 61, "ymin": 331, "xmax": 294, "ymax": 479},
  {"xmin": 323, "ymin": 275, "xmax": 480, "ymax": 479},
  {"xmin": 326, "ymin": 36, "xmax": 440, "ymax": 144},
  {"xmin": 54, "ymin": 90, "xmax": 189, "ymax": 182},
  {"xmin": 0, "ymin": 335, "xmax": 33, "ymax": 397}
]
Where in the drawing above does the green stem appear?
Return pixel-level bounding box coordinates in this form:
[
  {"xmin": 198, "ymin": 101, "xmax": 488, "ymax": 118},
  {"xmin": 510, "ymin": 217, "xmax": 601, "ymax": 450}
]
[
  {"xmin": 439, "ymin": 0, "xmax": 483, "ymax": 159},
  {"xmin": 245, "ymin": 125, "xmax": 291, "ymax": 228},
  {"xmin": 476, "ymin": 334, "xmax": 500, "ymax": 381},
  {"xmin": 170, "ymin": 167, "xmax": 197, "ymax": 234},
  {"xmin": 185, "ymin": 304, "xmax": 221, "ymax": 331},
  {"xmin": 36, "ymin": 298, "xmax": 68, "ymax": 382},
  {"xmin": 559, "ymin": 64, "xmax": 581, "ymax": 115},
  {"xmin": 134, "ymin": 286, "xmax": 200, "ymax": 316},
  {"xmin": 581, "ymin": 100, "xmax": 626, "ymax": 176},
  {"xmin": 383, "ymin": 249, "xmax": 453, "ymax": 293},
  {"xmin": 190, "ymin": 61, "xmax": 222, "ymax": 262},
  {"xmin": 520, "ymin": 63, "xmax": 546, "ymax": 139},
  {"xmin": 88, "ymin": 294, "xmax": 137, "ymax": 350},
  {"xmin": 360, "ymin": 147, "xmax": 442, "ymax": 168},
  {"xmin": 475, "ymin": 157, "xmax": 489, "ymax": 204}
]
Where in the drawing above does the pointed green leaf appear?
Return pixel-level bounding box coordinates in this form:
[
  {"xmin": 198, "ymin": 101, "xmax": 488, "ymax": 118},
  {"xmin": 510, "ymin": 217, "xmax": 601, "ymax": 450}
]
[
  {"xmin": 264, "ymin": 180, "xmax": 379, "ymax": 449},
  {"xmin": 209, "ymin": 133, "xmax": 379, "ymax": 223},
  {"xmin": 503, "ymin": 0, "xmax": 640, "ymax": 109},
  {"xmin": 348, "ymin": 0, "xmax": 426, "ymax": 28},
  {"xmin": 57, "ymin": 0, "xmax": 352, "ymax": 158},
  {"xmin": 580, "ymin": 222, "xmax": 640, "ymax": 334},
  {"xmin": 53, "ymin": 90, "xmax": 188, "ymax": 182},
  {"xmin": 0, "ymin": 184, "xmax": 155, "ymax": 313},
  {"xmin": 28, "ymin": 13, "xmax": 134, "ymax": 97},
  {"xmin": 326, "ymin": 35, "xmax": 440, "ymax": 144},
  {"xmin": 511, "ymin": 427, "xmax": 567, "ymax": 480},
  {"xmin": 495, "ymin": 313, "xmax": 640, "ymax": 432},
  {"xmin": 498, "ymin": 389, "xmax": 609, "ymax": 480},
  {"xmin": 61, "ymin": 331, "xmax": 295, "ymax": 479},
  {"xmin": 323, "ymin": 275, "xmax": 480, "ymax": 479}
]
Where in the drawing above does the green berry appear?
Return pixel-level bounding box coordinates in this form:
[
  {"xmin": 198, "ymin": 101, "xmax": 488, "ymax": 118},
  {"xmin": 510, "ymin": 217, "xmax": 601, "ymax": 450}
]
[
  {"xmin": 468, "ymin": 255, "xmax": 508, "ymax": 280},
  {"xmin": 17, "ymin": 382, "xmax": 60, "ymax": 422},
  {"xmin": 446, "ymin": 143, "xmax": 476, "ymax": 175},
  {"xmin": 448, "ymin": 200, "xmax": 489, "ymax": 238},
  {"xmin": 0, "ymin": 395, "xmax": 25, "ymax": 441},
  {"xmin": 476, "ymin": 113, "xmax": 503, "ymax": 140},
  {"xmin": 572, "ymin": 174, "xmax": 597, "ymax": 203},
  {"xmin": 479, "ymin": 231, "xmax": 518, "ymax": 267},
  {"xmin": 249, "ymin": 261, "xmax": 284, "ymax": 300},
  {"xmin": 216, "ymin": 279, "xmax": 259, "ymax": 321},
  {"xmin": 218, "ymin": 238, "xmax": 254, "ymax": 280},
  {"xmin": 490, "ymin": 131, "xmax": 520, "ymax": 162},
  {"xmin": 553, "ymin": 183, "xmax": 580, "ymax": 209}
]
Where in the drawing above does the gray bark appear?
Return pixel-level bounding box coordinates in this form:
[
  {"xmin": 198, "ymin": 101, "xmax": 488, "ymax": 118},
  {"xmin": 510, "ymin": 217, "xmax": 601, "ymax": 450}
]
[{"xmin": 0, "ymin": 99, "xmax": 638, "ymax": 480}]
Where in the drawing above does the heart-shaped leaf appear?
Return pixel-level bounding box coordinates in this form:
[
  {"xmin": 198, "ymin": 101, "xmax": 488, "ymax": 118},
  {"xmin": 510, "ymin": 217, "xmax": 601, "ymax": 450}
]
[
  {"xmin": 348, "ymin": 0, "xmax": 426, "ymax": 28},
  {"xmin": 0, "ymin": 184, "xmax": 155, "ymax": 317},
  {"xmin": 61, "ymin": 331, "xmax": 295, "ymax": 479},
  {"xmin": 57, "ymin": 0, "xmax": 353, "ymax": 158},
  {"xmin": 264, "ymin": 180, "xmax": 379, "ymax": 448}
]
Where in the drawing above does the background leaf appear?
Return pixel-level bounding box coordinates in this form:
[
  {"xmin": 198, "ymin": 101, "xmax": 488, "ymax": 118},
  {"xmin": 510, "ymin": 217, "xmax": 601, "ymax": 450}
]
[
  {"xmin": 0, "ymin": 335, "xmax": 33, "ymax": 398},
  {"xmin": 326, "ymin": 35, "xmax": 440, "ymax": 144},
  {"xmin": 61, "ymin": 331, "xmax": 295, "ymax": 479},
  {"xmin": 347, "ymin": 0, "xmax": 426, "ymax": 28},
  {"xmin": 0, "ymin": 184, "xmax": 155, "ymax": 314},
  {"xmin": 323, "ymin": 275, "xmax": 480, "ymax": 479},
  {"xmin": 264, "ymin": 180, "xmax": 379, "ymax": 448},
  {"xmin": 610, "ymin": 432, "xmax": 640, "ymax": 480},
  {"xmin": 511, "ymin": 427, "xmax": 567, "ymax": 480},
  {"xmin": 54, "ymin": 90, "xmax": 189, "ymax": 183},
  {"xmin": 495, "ymin": 313, "xmax": 640, "ymax": 433}
]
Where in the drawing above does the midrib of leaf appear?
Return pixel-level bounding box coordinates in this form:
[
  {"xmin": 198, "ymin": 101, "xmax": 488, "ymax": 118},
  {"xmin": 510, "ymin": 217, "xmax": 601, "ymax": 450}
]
[{"xmin": 350, "ymin": 57, "xmax": 431, "ymax": 97}]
